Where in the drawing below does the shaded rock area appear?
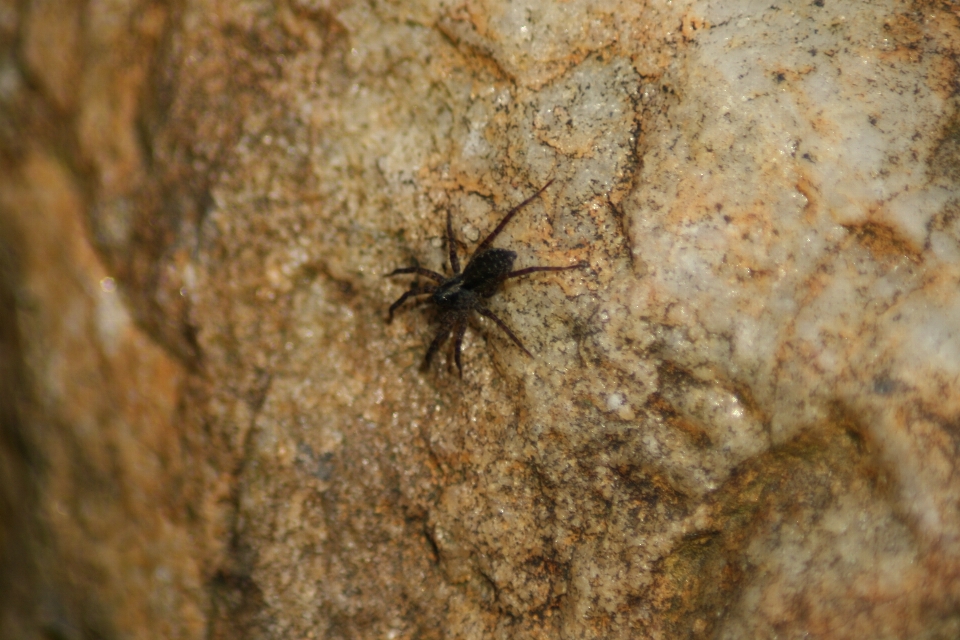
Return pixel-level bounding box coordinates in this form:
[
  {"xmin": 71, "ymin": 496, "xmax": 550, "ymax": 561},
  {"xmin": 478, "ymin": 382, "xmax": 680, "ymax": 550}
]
[{"xmin": 3, "ymin": 0, "xmax": 960, "ymax": 638}]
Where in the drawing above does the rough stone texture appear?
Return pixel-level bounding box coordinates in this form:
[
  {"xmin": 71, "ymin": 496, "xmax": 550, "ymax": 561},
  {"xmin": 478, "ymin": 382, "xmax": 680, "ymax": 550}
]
[{"xmin": 3, "ymin": 0, "xmax": 960, "ymax": 638}]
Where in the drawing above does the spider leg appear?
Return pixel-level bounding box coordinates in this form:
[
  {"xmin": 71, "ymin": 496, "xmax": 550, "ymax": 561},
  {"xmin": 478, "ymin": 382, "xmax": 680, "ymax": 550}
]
[
  {"xmin": 476, "ymin": 307, "xmax": 532, "ymax": 357},
  {"xmin": 422, "ymin": 320, "xmax": 454, "ymax": 369},
  {"xmin": 388, "ymin": 285, "xmax": 436, "ymax": 322},
  {"xmin": 452, "ymin": 318, "xmax": 468, "ymax": 377},
  {"xmin": 386, "ymin": 266, "xmax": 446, "ymax": 283},
  {"xmin": 446, "ymin": 210, "xmax": 461, "ymax": 274},
  {"xmin": 501, "ymin": 262, "xmax": 586, "ymax": 282},
  {"xmin": 474, "ymin": 179, "xmax": 555, "ymax": 255}
]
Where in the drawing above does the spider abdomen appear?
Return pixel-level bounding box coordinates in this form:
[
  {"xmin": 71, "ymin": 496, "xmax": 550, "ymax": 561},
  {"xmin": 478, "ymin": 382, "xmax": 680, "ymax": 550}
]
[{"xmin": 461, "ymin": 248, "xmax": 517, "ymax": 297}]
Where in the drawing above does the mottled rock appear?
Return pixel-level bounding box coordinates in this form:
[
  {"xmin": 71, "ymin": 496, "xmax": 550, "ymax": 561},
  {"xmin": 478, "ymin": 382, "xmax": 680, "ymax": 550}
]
[{"xmin": 3, "ymin": 0, "xmax": 960, "ymax": 638}]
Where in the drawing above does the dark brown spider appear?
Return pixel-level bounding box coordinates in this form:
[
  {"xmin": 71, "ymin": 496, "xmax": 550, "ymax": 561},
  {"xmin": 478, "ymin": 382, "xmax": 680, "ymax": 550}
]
[{"xmin": 386, "ymin": 180, "xmax": 584, "ymax": 376}]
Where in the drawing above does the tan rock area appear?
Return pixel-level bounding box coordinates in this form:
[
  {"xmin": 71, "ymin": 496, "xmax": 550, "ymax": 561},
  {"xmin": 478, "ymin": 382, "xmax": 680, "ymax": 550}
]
[{"xmin": 3, "ymin": 0, "xmax": 960, "ymax": 638}]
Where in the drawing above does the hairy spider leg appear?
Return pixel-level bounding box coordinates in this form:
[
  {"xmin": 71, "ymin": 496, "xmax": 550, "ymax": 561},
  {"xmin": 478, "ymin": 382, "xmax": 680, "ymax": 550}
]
[
  {"xmin": 473, "ymin": 179, "xmax": 555, "ymax": 256},
  {"xmin": 446, "ymin": 210, "xmax": 461, "ymax": 275},
  {"xmin": 388, "ymin": 284, "xmax": 437, "ymax": 322},
  {"xmin": 422, "ymin": 318, "xmax": 455, "ymax": 368},
  {"xmin": 386, "ymin": 266, "xmax": 446, "ymax": 282},
  {"xmin": 476, "ymin": 306, "xmax": 533, "ymax": 357},
  {"xmin": 452, "ymin": 318, "xmax": 468, "ymax": 376},
  {"xmin": 501, "ymin": 262, "xmax": 586, "ymax": 283}
]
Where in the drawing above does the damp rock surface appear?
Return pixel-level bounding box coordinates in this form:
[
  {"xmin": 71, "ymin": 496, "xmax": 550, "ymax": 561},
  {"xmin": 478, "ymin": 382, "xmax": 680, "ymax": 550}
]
[{"xmin": 2, "ymin": 0, "xmax": 960, "ymax": 638}]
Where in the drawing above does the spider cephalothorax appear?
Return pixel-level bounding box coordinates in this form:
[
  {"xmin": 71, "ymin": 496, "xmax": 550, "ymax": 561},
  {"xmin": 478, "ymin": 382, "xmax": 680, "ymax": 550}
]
[{"xmin": 386, "ymin": 180, "xmax": 584, "ymax": 376}]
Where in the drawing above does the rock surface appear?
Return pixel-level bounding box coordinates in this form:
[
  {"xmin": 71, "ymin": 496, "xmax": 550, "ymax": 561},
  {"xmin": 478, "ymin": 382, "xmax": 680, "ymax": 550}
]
[{"xmin": 2, "ymin": 0, "xmax": 960, "ymax": 638}]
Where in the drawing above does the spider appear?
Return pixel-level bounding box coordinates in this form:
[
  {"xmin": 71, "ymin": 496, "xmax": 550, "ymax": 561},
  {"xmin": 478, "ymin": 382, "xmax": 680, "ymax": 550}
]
[{"xmin": 386, "ymin": 180, "xmax": 584, "ymax": 376}]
